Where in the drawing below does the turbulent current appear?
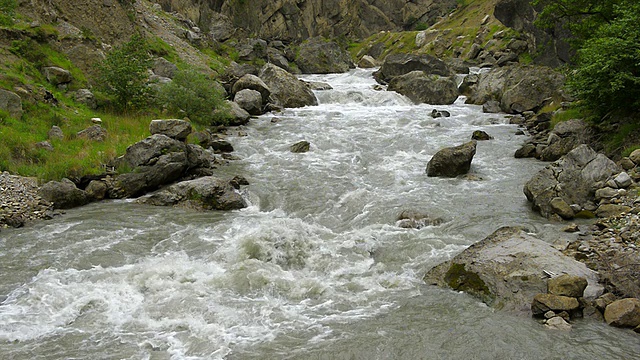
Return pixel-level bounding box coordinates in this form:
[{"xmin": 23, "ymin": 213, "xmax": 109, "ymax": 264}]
[{"xmin": 1, "ymin": 69, "xmax": 639, "ymax": 359}]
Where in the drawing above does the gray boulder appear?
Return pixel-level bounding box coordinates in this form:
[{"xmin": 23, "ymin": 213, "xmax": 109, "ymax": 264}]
[
  {"xmin": 43, "ymin": 67, "xmax": 72, "ymax": 85},
  {"xmin": 374, "ymin": 53, "xmax": 452, "ymax": 84},
  {"xmin": 153, "ymin": 57, "xmax": 178, "ymax": 79},
  {"xmin": 149, "ymin": 119, "xmax": 192, "ymax": 141},
  {"xmin": 236, "ymin": 38, "xmax": 268, "ymax": 62},
  {"xmin": 48, "ymin": 126, "xmax": 64, "ymax": 140},
  {"xmin": 234, "ymin": 89, "xmax": 263, "ymax": 115},
  {"xmin": 0, "ymin": 89, "xmax": 23, "ymax": 119},
  {"xmin": 388, "ymin": 71, "xmax": 459, "ymax": 105},
  {"xmin": 74, "ymin": 89, "xmax": 97, "ymax": 109},
  {"xmin": 427, "ymin": 141, "xmax": 477, "ymax": 177},
  {"xmin": 77, "ymin": 125, "xmax": 107, "ymax": 142},
  {"xmin": 223, "ymin": 100, "xmax": 251, "ymax": 126},
  {"xmin": 523, "ymin": 145, "xmax": 621, "ymax": 219},
  {"xmin": 396, "ymin": 210, "xmax": 444, "ymax": 229},
  {"xmin": 482, "ymin": 100, "xmax": 502, "ymax": 114},
  {"xmin": 424, "ymin": 227, "xmax": 602, "ymax": 313},
  {"xmin": 466, "ymin": 65, "xmax": 565, "ymax": 114},
  {"xmin": 231, "ymin": 74, "xmax": 271, "ymax": 104},
  {"xmin": 295, "ymin": 37, "xmax": 354, "ymax": 74},
  {"xmin": 38, "ymin": 178, "xmax": 90, "ymax": 209},
  {"xmin": 137, "ymin": 176, "xmax": 246, "ymax": 211},
  {"xmin": 259, "ymin": 64, "xmax": 318, "ymax": 108},
  {"xmin": 121, "ymin": 134, "xmax": 187, "ymax": 168},
  {"xmin": 109, "ymin": 151, "xmax": 189, "ymax": 198}
]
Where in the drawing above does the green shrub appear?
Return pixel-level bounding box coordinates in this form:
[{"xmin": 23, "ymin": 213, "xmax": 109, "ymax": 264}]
[
  {"xmin": 156, "ymin": 68, "xmax": 228, "ymax": 127},
  {"xmin": 97, "ymin": 34, "xmax": 154, "ymax": 111}
]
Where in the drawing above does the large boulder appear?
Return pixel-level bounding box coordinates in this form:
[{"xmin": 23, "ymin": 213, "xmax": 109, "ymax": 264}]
[
  {"xmin": 424, "ymin": 227, "xmax": 602, "ymax": 313},
  {"xmin": 137, "ymin": 176, "xmax": 246, "ymax": 211},
  {"xmin": 121, "ymin": 134, "xmax": 188, "ymax": 168},
  {"xmin": 109, "ymin": 152, "xmax": 189, "ymax": 198},
  {"xmin": 152, "ymin": 57, "xmax": 178, "ymax": 79},
  {"xmin": 295, "ymin": 37, "xmax": 355, "ymax": 74},
  {"xmin": 234, "ymin": 89, "xmax": 263, "ymax": 115},
  {"xmin": 523, "ymin": 145, "xmax": 621, "ymax": 219},
  {"xmin": 0, "ymin": 89, "xmax": 23, "ymax": 119},
  {"xmin": 387, "ymin": 71, "xmax": 459, "ymax": 105},
  {"xmin": 426, "ymin": 141, "xmax": 477, "ymax": 177},
  {"xmin": 38, "ymin": 178, "xmax": 90, "ymax": 209},
  {"xmin": 231, "ymin": 74, "xmax": 271, "ymax": 104},
  {"xmin": 43, "ymin": 66, "xmax": 72, "ymax": 85},
  {"xmin": 466, "ymin": 65, "xmax": 565, "ymax": 114},
  {"xmin": 259, "ymin": 64, "xmax": 318, "ymax": 108},
  {"xmin": 374, "ymin": 53, "xmax": 452, "ymax": 84},
  {"xmin": 149, "ymin": 119, "xmax": 192, "ymax": 141},
  {"xmin": 223, "ymin": 100, "xmax": 251, "ymax": 126},
  {"xmin": 539, "ymin": 119, "xmax": 590, "ymax": 161}
]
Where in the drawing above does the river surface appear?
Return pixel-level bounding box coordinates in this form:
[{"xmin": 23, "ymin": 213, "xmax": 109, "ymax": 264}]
[{"xmin": 1, "ymin": 69, "xmax": 639, "ymax": 359}]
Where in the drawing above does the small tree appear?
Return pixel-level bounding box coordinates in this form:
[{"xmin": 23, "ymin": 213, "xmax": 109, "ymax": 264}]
[
  {"xmin": 97, "ymin": 34, "xmax": 153, "ymax": 111},
  {"xmin": 157, "ymin": 68, "xmax": 228, "ymax": 126}
]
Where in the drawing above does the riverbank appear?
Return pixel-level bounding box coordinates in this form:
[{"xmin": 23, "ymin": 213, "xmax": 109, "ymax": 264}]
[{"xmin": 0, "ymin": 171, "xmax": 58, "ymax": 229}]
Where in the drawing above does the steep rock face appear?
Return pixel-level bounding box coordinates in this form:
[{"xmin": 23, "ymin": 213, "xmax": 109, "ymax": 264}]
[
  {"xmin": 494, "ymin": 0, "xmax": 573, "ymax": 67},
  {"xmin": 155, "ymin": 0, "xmax": 457, "ymax": 41}
]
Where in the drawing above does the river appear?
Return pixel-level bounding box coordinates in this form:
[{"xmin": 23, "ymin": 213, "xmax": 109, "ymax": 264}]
[{"xmin": 1, "ymin": 69, "xmax": 639, "ymax": 359}]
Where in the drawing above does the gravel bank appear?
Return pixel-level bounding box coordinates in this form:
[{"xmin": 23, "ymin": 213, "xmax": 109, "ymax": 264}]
[{"xmin": 0, "ymin": 171, "xmax": 56, "ymax": 228}]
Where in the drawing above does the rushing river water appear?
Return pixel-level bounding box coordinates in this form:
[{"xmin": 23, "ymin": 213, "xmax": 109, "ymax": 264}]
[{"xmin": 1, "ymin": 69, "xmax": 639, "ymax": 359}]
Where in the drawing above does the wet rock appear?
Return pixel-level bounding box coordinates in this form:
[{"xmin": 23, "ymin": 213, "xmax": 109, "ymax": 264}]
[
  {"xmin": 482, "ymin": 100, "xmax": 502, "ymax": 114},
  {"xmin": 388, "ymin": 71, "xmax": 459, "ymax": 105},
  {"xmin": 259, "ymin": 64, "xmax": 318, "ymax": 108},
  {"xmin": 472, "ymin": 130, "xmax": 493, "ymax": 141},
  {"xmin": 545, "ymin": 316, "xmax": 572, "ymax": 330},
  {"xmin": 604, "ymin": 298, "xmax": 640, "ymax": 328},
  {"xmin": 426, "ymin": 141, "xmax": 477, "ymax": 177},
  {"xmin": 85, "ymin": 180, "xmax": 107, "ymax": 201},
  {"xmin": 304, "ymin": 81, "xmax": 333, "ymax": 91},
  {"xmin": 290, "ymin": 141, "xmax": 310, "ymax": 153},
  {"xmin": 430, "ymin": 109, "xmax": 451, "ymax": 118},
  {"xmin": 231, "ymin": 74, "xmax": 271, "ymax": 104},
  {"xmin": 38, "ymin": 178, "xmax": 90, "ymax": 210},
  {"xmin": 137, "ymin": 176, "xmax": 246, "ymax": 211},
  {"xmin": 149, "ymin": 119, "xmax": 192, "ymax": 141},
  {"xmin": 223, "ymin": 100, "xmax": 251, "ymax": 126},
  {"xmin": 210, "ymin": 140, "xmax": 234, "ymax": 153},
  {"xmin": 424, "ymin": 227, "xmax": 602, "ymax": 313},
  {"xmin": 531, "ymin": 293, "xmax": 580, "ymax": 317},
  {"xmin": 396, "ymin": 210, "xmax": 444, "ymax": 229},
  {"xmin": 234, "ymin": 89, "xmax": 263, "ymax": 115},
  {"xmin": 374, "ymin": 53, "xmax": 452, "ymax": 84},
  {"xmin": 548, "ymin": 274, "xmax": 588, "ymax": 298}
]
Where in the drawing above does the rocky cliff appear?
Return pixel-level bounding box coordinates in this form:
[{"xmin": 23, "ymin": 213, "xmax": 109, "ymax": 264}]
[{"xmin": 154, "ymin": 0, "xmax": 458, "ymax": 41}]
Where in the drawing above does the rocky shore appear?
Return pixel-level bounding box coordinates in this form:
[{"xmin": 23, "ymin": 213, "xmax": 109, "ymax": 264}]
[{"xmin": 0, "ymin": 172, "xmax": 57, "ymax": 229}]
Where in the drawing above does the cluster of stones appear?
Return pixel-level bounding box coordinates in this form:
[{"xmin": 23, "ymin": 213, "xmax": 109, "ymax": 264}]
[
  {"xmin": 531, "ymin": 274, "xmax": 588, "ymax": 330},
  {"xmin": 523, "ymin": 145, "xmax": 635, "ymax": 220},
  {"xmin": 0, "ymin": 172, "xmax": 57, "ymax": 228},
  {"xmin": 515, "ymin": 117, "xmax": 589, "ymax": 162},
  {"xmin": 563, "ymin": 196, "xmax": 640, "ymax": 302},
  {"xmin": 532, "ymin": 274, "xmax": 640, "ymax": 333},
  {"xmin": 37, "ymin": 119, "xmax": 247, "ymax": 212}
]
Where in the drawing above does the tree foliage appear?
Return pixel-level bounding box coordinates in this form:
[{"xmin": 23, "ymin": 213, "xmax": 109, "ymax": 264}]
[
  {"xmin": 534, "ymin": 0, "xmax": 640, "ymax": 117},
  {"xmin": 97, "ymin": 34, "xmax": 153, "ymax": 111},
  {"xmin": 156, "ymin": 68, "xmax": 228, "ymax": 127}
]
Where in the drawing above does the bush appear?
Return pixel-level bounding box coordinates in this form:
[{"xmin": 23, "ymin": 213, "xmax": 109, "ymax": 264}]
[
  {"xmin": 156, "ymin": 68, "xmax": 228, "ymax": 127},
  {"xmin": 567, "ymin": 3, "xmax": 640, "ymax": 117},
  {"xmin": 97, "ymin": 34, "xmax": 153, "ymax": 111}
]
